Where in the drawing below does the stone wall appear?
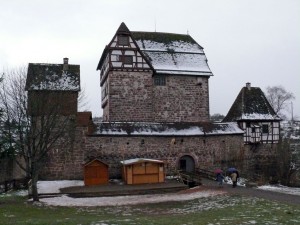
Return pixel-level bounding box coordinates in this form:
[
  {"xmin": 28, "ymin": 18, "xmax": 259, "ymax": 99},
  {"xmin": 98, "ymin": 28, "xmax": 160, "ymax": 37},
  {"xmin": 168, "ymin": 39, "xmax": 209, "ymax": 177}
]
[
  {"xmin": 153, "ymin": 76, "xmax": 209, "ymax": 122},
  {"xmin": 28, "ymin": 91, "xmax": 78, "ymax": 116},
  {"xmin": 102, "ymin": 71, "xmax": 210, "ymax": 123},
  {"xmin": 40, "ymin": 125, "xmax": 280, "ymax": 182},
  {"xmin": 40, "ymin": 126, "xmax": 246, "ymax": 180},
  {"xmin": 103, "ymin": 71, "xmax": 153, "ymax": 122}
]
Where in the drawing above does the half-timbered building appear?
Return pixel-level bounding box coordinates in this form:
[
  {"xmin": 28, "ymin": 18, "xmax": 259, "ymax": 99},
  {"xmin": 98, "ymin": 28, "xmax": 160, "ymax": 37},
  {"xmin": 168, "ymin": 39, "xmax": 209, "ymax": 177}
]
[{"xmin": 223, "ymin": 82, "xmax": 281, "ymax": 144}]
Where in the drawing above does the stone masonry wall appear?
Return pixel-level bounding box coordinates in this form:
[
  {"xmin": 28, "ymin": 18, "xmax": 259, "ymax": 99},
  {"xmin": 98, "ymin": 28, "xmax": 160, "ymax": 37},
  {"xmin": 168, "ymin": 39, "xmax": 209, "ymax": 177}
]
[
  {"xmin": 40, "ymin": 125, "xmax": 280, "ymax": 182},
  {"xmin": 40, "ymin": 126, "xmax": 245, "ymax": 180},
  {"xmin": 153, "ymin": 76, "xmax": 210, "ymax": 122},
  {"xmin": 103, "ymin": 71, "xmax": 210, "ymax": 123},
  {"xmin": 105, "ymin": 71, "xmax": 154, "ymax": 122}
]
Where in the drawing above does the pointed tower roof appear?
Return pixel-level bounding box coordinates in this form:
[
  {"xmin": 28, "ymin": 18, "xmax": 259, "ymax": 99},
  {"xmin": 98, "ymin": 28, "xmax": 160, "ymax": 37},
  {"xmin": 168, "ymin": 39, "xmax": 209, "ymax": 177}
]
[
  {"xmin": 116, "ymin": 22, "xmax": 130, "ymax": 34},
  {"xmin": 223, "ymin": 83, "xmax": 281, "ymax": 121}
]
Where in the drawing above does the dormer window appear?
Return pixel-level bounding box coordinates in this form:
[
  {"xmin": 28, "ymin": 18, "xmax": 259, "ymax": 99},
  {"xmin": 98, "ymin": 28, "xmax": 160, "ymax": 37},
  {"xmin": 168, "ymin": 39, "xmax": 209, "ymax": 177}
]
[{"xmin": 118, "ymin": 35, "xmax": 129, "ymax": 46}]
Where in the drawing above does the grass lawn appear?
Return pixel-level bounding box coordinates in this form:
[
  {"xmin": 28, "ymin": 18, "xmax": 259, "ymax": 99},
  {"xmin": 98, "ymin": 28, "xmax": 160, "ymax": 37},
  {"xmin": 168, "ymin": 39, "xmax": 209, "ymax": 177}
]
[{"xmin": 1, "ymin": 193, "xmax": 300, "ymax": 225}]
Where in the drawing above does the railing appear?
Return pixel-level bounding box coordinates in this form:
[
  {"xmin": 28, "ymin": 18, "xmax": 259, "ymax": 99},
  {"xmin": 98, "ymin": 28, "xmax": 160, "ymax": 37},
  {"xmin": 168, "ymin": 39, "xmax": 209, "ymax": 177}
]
[
  {"xmin": 177, "ymin": 170, "xmax": 202, "ymax": 187},
  {"xmin": 196, "ymin": 168, "xmax": 216, "ymax": 180}
]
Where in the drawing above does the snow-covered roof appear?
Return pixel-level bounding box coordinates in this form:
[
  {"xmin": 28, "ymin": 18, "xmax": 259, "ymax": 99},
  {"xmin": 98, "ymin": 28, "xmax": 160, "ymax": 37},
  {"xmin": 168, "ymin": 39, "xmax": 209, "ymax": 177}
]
[
  {"xmin": 120, "ymin": 158, "xmax": 164, "ymax": 165},
  {"xmin": 93, "ymin": 122, "xmax": 244, "ymax": 136},
  {"xmin": 223, "ymin": 84, "xmax": 281, "ymax": 122},
  {"xmin": 26, "ymin": 63, "xmax": 80, "ymax": 91},
  {"xmin": 132, "ymin": 32, "xmax": 213, "ymax": 76}
]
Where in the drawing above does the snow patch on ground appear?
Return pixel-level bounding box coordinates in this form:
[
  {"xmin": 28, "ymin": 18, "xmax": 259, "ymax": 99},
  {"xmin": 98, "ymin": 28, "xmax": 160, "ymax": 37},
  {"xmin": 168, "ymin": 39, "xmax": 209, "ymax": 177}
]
[
  {"xmin": 257, "ymin": 184, "xmax": 300, "ymax": 196},
  {"xmin": 39, "ymin": 190, "xmax": 223, "ymax": 207},
  {"xmin": 37, "ymin": 180, "xmax": 83, "ymax": 194}
]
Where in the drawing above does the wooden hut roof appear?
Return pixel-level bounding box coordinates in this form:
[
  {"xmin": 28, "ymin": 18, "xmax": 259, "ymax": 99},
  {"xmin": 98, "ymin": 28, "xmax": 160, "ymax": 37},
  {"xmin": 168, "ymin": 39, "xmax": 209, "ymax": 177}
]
[
  {"xmin": 223, "ymin": 83, "xmax": 281, "ymax": 122},
  {"xmin": 83, "ymin": 158, "xmax": 108, "ymax": 167},
  {"xmin": 120, "ymin": 158, "xmax": 164, "ymax": 166}
]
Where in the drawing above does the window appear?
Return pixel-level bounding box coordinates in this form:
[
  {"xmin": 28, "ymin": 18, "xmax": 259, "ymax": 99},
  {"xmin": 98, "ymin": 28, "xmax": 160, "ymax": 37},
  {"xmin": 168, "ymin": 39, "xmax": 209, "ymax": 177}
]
[
  {"xmin": 262, "ymin": 124, "xmax": 269, "ymax": 134},
  {"xmin": 154, "ymin": 76, "xmax": 166, "ymax": 86},
  {"xmin": 118, "ymin": 55, "xmax": 133, "ymax": 65},
  {"xmin": 101, "ymin": 83, "xmax": 108, "ymax": 100},
  {"xmin": 123, "ymin": 55, "xmax": 133, "ymax": 64},
  {"xmin": 118, "ymin": 35, "xmax": 129, "ymax": 46}
]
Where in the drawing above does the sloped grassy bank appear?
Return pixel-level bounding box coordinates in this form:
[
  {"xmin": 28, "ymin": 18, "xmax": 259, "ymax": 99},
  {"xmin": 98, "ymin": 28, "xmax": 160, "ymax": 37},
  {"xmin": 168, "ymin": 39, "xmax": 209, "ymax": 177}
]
[{"xmin": 1, "ymin": 193, "xmax": 300, "ymax": 225}]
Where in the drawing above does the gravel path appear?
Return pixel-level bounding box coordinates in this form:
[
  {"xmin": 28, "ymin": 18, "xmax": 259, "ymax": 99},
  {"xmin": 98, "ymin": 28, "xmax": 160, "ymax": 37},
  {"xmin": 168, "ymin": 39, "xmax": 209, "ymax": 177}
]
[{"xmin": 200, "ymin": 178, "xmax": 300, "ymax": 205}]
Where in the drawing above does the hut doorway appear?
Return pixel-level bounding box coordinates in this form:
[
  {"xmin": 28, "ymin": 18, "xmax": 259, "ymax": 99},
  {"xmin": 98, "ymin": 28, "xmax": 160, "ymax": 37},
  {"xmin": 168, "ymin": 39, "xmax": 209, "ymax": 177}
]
[
  {"xmin": 178, "ymin": 155, "xmax": 195, "ymax": 172},
  {"xmin": 84, "ymin": 159, "xmax": 109, "ymax": 186}
]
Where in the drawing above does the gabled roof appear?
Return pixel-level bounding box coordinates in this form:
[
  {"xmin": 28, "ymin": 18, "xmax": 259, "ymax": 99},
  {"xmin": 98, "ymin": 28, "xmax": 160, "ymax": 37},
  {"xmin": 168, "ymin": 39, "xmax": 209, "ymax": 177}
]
[
  {"xmin": 92, "ymin": 122, "xmax": 243, "ymax": 136},
  {"xmin": 223, "ymin": 83, "xmax": 281, "ymax": 122},
  {"xmin": 132, "ymin": 31, "xmax": 213, "ymax": 76},
  {"xmin": 26, "ymin": 61, "xmax": 80, "ymax": 91},
  {"xmin": 97, "ymin": 22, "xmax": 213, "ymax": 76},
  {"xmin": 121, "ymin": 158, "xmax": 164, "ymax": 165},
  {"xmin": 83, "ymin": 158, "xmax": 108, "ymax": 167}
]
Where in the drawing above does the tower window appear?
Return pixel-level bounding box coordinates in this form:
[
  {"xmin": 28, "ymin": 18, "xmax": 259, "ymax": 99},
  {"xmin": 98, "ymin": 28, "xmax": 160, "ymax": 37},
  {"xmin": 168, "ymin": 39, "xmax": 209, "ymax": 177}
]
[
  {"xmin": 154, "ymin": 76, "xmax": 166, "ymax": 86},
  {"xmin": 118, "ymin": 55, "xmax": 133, "ymax": 64},
  {"xmin": 118, "ymin": 36, "xmax": 129, "ymax": 46}
]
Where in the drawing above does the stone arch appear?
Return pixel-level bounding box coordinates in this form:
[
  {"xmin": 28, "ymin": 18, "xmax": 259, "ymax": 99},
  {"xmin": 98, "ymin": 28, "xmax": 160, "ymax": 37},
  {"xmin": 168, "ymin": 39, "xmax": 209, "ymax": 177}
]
[{"xmin": 177, "ymin": 154, "xmax": 196, "ymax": 172}]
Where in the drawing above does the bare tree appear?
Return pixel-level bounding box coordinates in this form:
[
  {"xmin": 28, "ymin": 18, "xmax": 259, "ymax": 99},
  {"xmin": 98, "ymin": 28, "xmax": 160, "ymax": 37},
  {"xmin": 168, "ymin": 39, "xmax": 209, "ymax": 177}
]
[
  {"xmin": 265, "ymin": 85, "xmax": 295, "ymax": 120},
  {"xmin": 78, "ymin": 86, "xmax": 90, "ymax": 111},
  {"xmin": 210, "ymin": 113, "xmax": 225, "ymax": 122},
  {"xmin": 0, "ymin": 67, "xmax": 76, "ymax": 201},
  {"xmin": 276, "ymin": 137, "xmax": 300, "ymax": 186}
]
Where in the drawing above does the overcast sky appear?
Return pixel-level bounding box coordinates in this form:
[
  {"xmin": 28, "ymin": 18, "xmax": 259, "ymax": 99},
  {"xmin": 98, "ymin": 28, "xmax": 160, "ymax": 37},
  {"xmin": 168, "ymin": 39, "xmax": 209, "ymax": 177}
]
[{"xmin": 1, "ymin": 0, "xmax": 299, "ymax": 119}]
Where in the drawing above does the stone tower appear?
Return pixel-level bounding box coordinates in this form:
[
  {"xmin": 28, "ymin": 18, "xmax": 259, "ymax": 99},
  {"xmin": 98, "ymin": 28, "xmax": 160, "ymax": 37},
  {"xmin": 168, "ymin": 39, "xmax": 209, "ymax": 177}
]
[{"xmin": 97, "ymin": 22, "xmax": 213, "ymax": 123}]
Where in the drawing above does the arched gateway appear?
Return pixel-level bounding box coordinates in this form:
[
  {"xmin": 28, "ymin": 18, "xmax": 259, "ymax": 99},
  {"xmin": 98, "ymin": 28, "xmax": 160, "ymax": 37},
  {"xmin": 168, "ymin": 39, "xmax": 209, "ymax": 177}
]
[{"xmin": 178, "ymin": 155, "xmax": 195, "ymax": 172}]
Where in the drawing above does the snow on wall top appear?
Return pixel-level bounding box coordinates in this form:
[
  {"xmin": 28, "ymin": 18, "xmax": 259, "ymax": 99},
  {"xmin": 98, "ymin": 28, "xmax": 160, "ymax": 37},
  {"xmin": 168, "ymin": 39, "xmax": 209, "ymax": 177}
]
[
  {"xmin": 131, "ymin": 32, "xmax": 213, "ymax": 76},
  {"xmin": 93, "ymin": 122, "xmax": 244, "ymax": 136},
  {"xmin": 25, "ymin": 63, "xmax": 80, "ymax": 91}
]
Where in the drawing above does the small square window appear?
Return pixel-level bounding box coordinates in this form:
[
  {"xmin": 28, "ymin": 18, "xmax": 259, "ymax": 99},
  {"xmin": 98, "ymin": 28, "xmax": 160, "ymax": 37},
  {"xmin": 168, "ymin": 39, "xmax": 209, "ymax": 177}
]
[
  {"xmin": 123, "ymin": 55, "xmax": 133, "ymax": 64},
  {"xmin": 118, "ymin": 55, "xmax": 133, "ymax": 64},
  {"xmin": 118, "ymin": 36, "xmax": 129, "ymax": 46},
  {"xmin": 154, "ymin": 76, "xmax": 166, "ymax": 86}
]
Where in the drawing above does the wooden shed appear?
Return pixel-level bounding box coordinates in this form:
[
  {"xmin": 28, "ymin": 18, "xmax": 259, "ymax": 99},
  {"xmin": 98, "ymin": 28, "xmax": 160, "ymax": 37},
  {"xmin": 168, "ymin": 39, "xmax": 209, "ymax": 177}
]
[
  {"xmin": 121, "ymin": 158, "xmax": 165, "ymax": 185},
  {"xmin": 83, "ymin": 159, "xmax": 109, "ymax": 186}
]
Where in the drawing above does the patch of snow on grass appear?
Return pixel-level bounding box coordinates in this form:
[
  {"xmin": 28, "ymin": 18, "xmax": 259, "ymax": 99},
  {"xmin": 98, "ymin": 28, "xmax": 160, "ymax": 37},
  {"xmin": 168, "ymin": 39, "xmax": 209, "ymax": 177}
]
[
  {"xmin": 38, "ymin": 180, "xmax": 83, "ymax": 194},
  {"xmin": 40, "ymin": 190, "xmax": 223, "ymax": 207},
  {"xmin": 257, "ymin": 184, "xmax": 300, "ymax": 196}
]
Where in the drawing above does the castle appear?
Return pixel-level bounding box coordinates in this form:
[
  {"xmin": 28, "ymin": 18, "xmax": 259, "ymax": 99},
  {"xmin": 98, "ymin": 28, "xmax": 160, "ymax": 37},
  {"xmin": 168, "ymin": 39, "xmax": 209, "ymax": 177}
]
[{"xmin": 26, "ymin": 23, "xmax": 280, "ymax": 182}]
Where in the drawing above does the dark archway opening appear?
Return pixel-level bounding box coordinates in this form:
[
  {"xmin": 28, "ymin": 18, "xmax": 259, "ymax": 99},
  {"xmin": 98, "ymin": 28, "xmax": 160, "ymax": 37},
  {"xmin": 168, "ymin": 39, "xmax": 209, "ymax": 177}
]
[{"xmin": 178, "ymin": 155, "xmax": 195, "ymax": 172}]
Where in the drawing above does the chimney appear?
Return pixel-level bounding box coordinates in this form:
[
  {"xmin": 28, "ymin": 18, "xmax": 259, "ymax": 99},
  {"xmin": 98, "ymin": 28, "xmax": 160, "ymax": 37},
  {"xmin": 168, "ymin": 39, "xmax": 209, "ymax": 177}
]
[
  {"xmin": 246, "ymin": 82, "xmax": 251, "ymax": 90},
  {"xmin": 63, "ymin": 57, "xmax": 69, "ymax": 70}
]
